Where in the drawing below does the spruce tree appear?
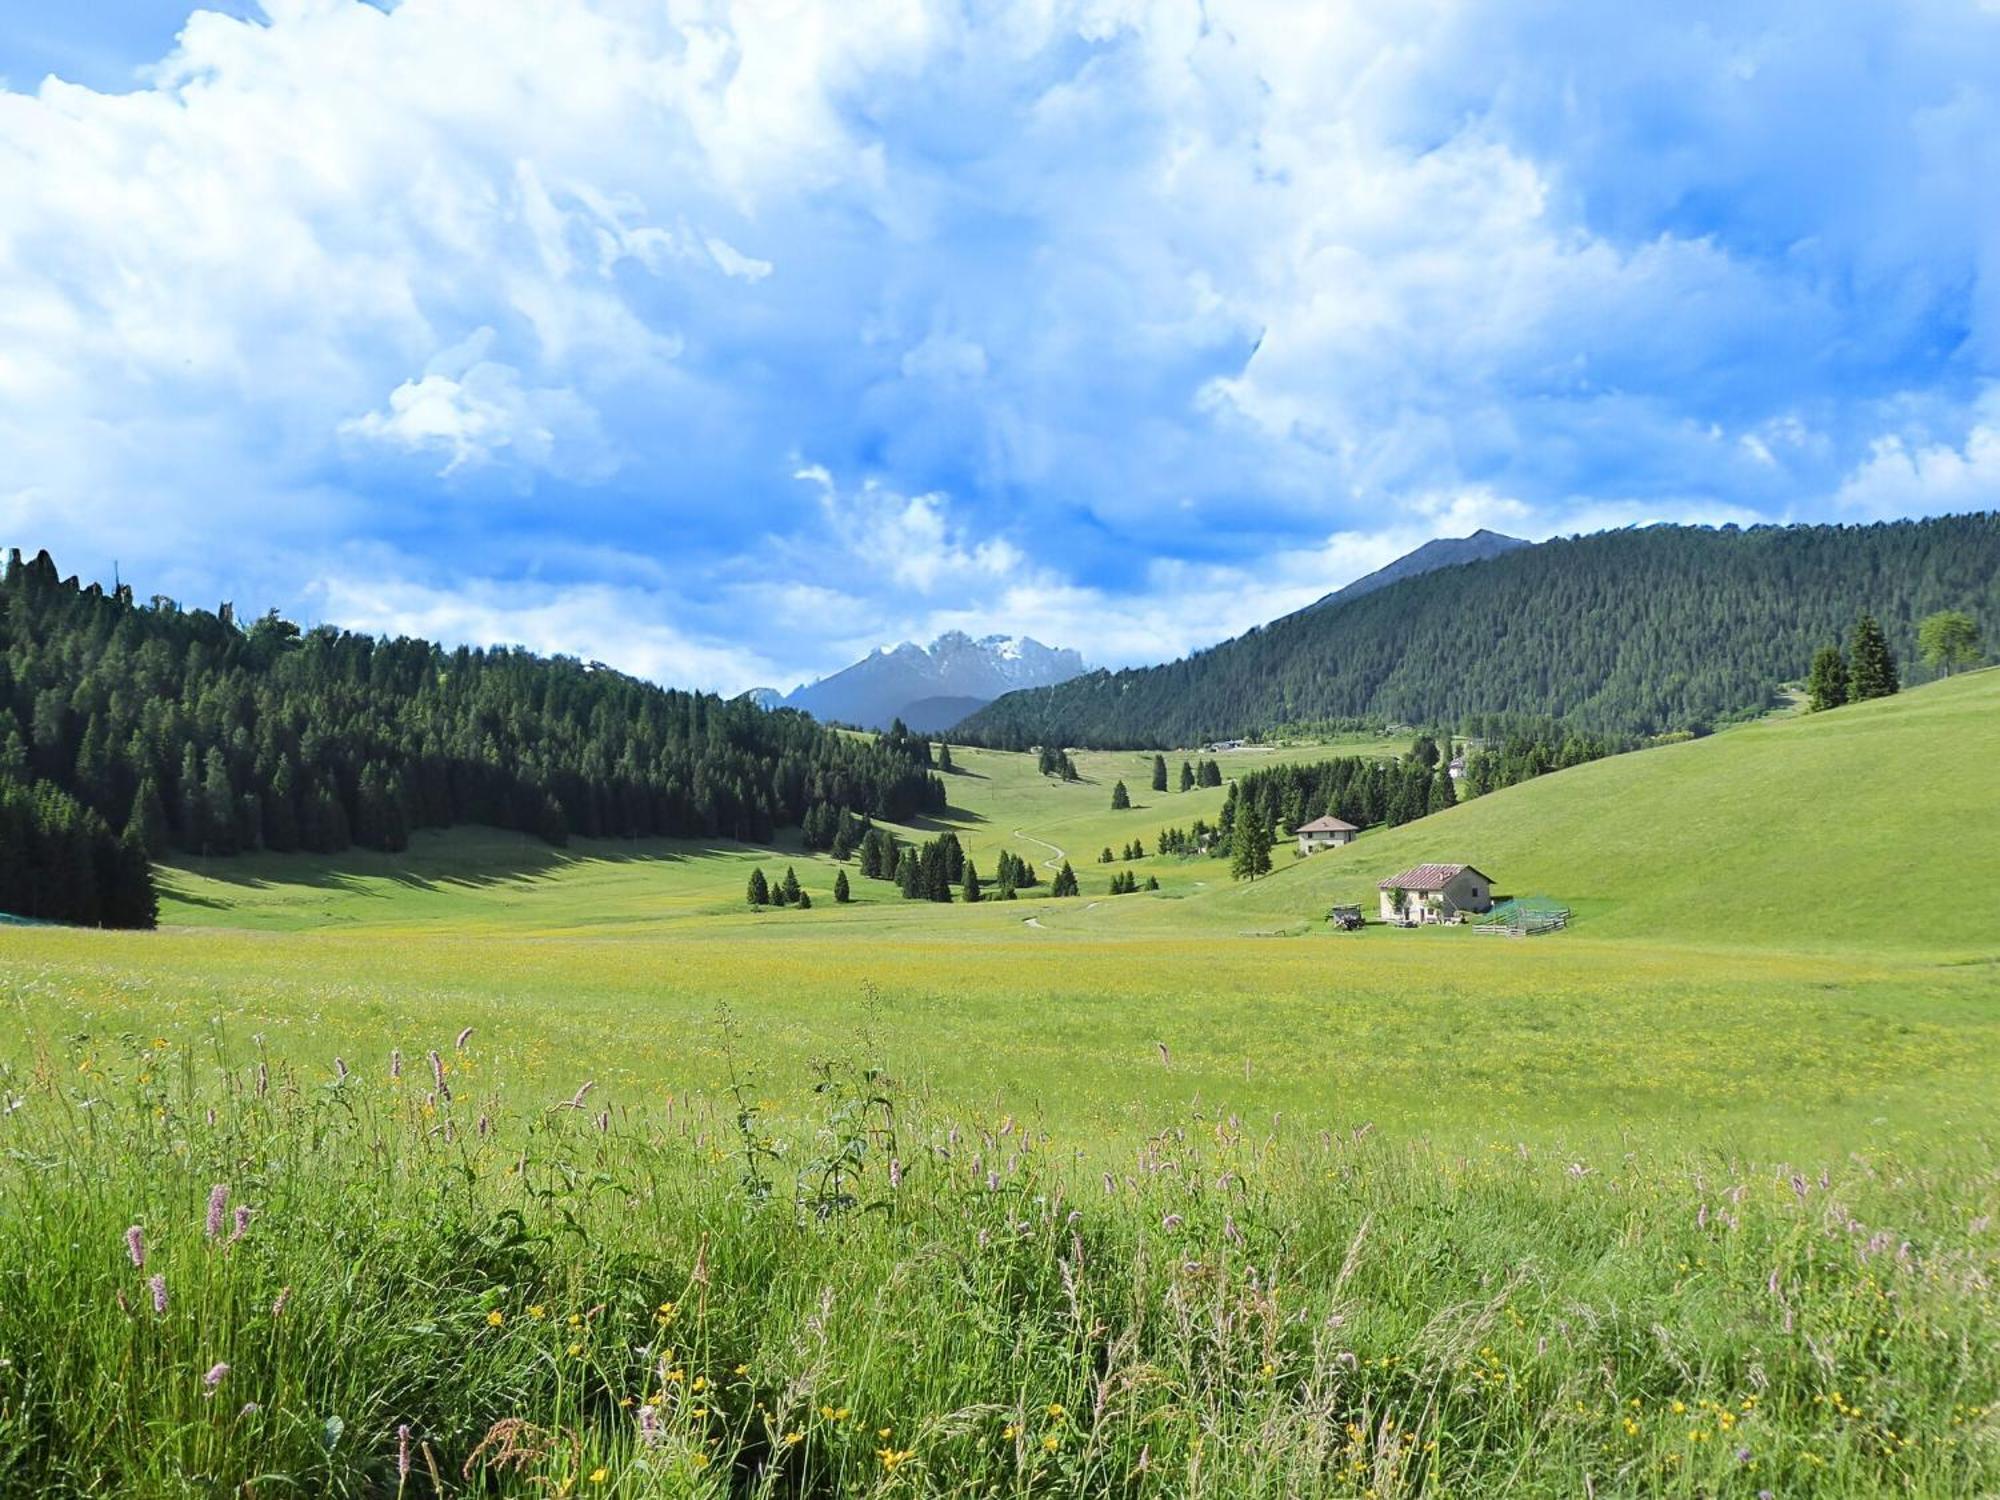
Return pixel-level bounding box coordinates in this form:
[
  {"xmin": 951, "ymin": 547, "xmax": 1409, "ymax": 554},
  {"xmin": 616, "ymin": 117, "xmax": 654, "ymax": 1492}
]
[
  {"xmin": 1849, "ymin": 613, "xmax": 1900, "ymax": 700},
  {"xmin": 126, "ymin": 778, "xmax": 169, "ymax": 859},
  {"xmin": 1144, "ymin": 875, "xmax": 1159, "ymax": 891},
  {"xmin": 1179, "ymin": 760, "xmax": 1195, "ymax": 792},
  {"xmin": 796, "ymin": 889, "xmax": 812, "ymax": 910},
  {"xmin": 1230, "ymin": 806, "xmax": 1271, "ymax": 881},
  {"xmin": 1099, "ymin": 847, "xmax": 1114, "ymax": 864},
  {"xmin": 780, "ymin": 865, "xmax": 802, "ymax": 905},
  {"xmin": 937, "ymin": 743, "xmax": 954, "ymax": 772},
  {"xmin": 747, "ymin": 869, "xmax": 769, "ymax": 906},
  {"xmin": 1806, "ymin": 645, "xmax": 1849, "ymax": 711},
  {"xmin": 1429, "ymin": 764, "xmax": 1457, "ymax": 814},
  {"xmin": 1150, "ymin": 754, "xmax": 1168, "ymax": 792},
  {"xmin": 833, "ymin": 868, "xmax": 851, "ymax": 903},
  {"xmin": 897, "ymin": 847, "xmax": 922, "ymax": 899},
  {"xmin": 961, "ymin": 860, "xmax": 981, "ymax": 903},
  {"xmin": 1111, "ymin": 780, "xmax": 1130, "ymax": 810}
]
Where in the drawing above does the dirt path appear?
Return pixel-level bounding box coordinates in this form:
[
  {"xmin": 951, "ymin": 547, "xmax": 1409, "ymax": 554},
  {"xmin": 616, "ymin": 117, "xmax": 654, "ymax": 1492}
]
[
  {"xmin": 1011, "ymin": 828, "xmax": 1067, "ymax": 871},
  {"xmin": 1022, "ymin": 917, "xmax": 1044, "ymax": 929}
]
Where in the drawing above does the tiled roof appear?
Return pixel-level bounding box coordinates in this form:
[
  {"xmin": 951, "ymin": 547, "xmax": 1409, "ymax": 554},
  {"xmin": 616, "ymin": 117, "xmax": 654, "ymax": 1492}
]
[
  {"xmin": 1377, "ymin": 862, "xmax": 1487, "ymax": 891},
  {"xmin": 1296, "ymin": 815, "xmax": 1358, "ymax": 833}
]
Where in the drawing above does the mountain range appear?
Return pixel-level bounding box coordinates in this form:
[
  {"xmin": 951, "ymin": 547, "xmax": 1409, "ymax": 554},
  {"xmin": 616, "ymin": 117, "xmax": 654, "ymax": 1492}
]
[
  {"xmin": 956, "ymin": 513, "xmax": 2000, "ymax": 747},
  {"xmin": 777, "ymin": 631, "xmax": 1088, "ymax": 732}
]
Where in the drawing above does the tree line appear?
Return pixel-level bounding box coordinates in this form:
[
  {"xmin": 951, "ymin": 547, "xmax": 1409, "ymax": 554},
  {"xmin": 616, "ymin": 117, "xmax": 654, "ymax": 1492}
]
[
  {"xmin": 955, "ymin": 514, "xmax": 2000, "ymax": 746},
  {"xmin": 1, "ymin": 551, "xmax": 947, "ymax": 923}
]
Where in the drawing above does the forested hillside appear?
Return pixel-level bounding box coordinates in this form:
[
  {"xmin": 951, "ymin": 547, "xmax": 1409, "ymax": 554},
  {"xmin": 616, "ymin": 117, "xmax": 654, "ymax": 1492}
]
[
  {"xmin": 0, "ymin": 550, "xmax": 944, "ymax": 914},
  {"xmin": 958, "ymin": 514, "xmax": 2000, "ymax": 746}
]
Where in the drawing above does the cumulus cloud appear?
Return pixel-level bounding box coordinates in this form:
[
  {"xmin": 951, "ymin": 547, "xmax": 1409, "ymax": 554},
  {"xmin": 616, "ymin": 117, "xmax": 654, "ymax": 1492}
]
[{"xmin": 1, "ymin": 0, "xmax": 1996, "ymax": 691}]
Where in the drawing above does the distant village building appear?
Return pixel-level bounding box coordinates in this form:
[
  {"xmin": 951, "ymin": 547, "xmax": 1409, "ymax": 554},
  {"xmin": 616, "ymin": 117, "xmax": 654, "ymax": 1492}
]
[
  {"xmin": 1295, "ymin": 815, "xmax": 1359, "ymax": 855},
  {"xmin": 1377, "ymin": 863, "xmax": 1495, "ymax": 925},
  {"xmin": 1447, "ymin": 755, "xmax": 1467, "ymax": 781}
]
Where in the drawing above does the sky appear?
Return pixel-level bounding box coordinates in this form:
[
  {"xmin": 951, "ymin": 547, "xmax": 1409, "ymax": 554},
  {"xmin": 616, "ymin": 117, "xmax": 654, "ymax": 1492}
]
[{"xmin": 3, "ymin": 1, "xmax": 1998, "ymax": 695}]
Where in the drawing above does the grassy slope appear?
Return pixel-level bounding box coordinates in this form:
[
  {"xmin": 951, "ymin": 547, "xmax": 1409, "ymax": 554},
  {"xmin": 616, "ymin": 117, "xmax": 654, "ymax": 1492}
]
[{"xmin": 1211, "ymin": 668, "xmax": 2000, "ymax": 953}]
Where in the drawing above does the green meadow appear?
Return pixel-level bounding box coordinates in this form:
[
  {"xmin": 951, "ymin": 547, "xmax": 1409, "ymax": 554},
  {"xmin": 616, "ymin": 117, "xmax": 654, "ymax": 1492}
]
[{"xmin": 2, "ymin": 674, "xmax": 1997, "ymax": 1494}]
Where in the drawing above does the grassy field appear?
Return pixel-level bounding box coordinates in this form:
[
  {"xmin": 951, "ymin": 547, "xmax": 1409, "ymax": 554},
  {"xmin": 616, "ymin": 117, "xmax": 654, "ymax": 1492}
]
[{"xmin": 1, "ymin": 678, "xmax": 1996, "ymax": 1494}]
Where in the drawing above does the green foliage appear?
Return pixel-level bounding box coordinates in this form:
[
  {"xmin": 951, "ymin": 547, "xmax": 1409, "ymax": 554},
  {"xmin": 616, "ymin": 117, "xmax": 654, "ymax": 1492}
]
[
  {"xmin": 1178, "ymin": 760, "xmax": 1194, "ymax": 792},
  {"xmin": 1150, "ymin": 754, "xmax": 1168, "ymax": 792},
  {"xmin": 958, "ymin": 515, "xmax": 2000, "ymax": 744},
  {"xmin": 1917, "ymin": 609, "xmax": 1983, "ymax": 675},
  {"xmin": 746, "ymin": 868, "xmax": 769, "ymax": 907},
  {"xmin": 1050, "ymin": 860, "xmax": 1079, "ymax": 897},
  {"xmin": 960, "ymin": 860, "xmax": 981, "ymax": 904},
  {"xmin": 1806, "ymin": 644, "xmax": 1850, "ymax": 711},
  {"xmin": 1229, "ymin": 804, "xmax": 1272, "ymax": 881},
  {"xmin": 0, "ymin": 776, "xmax": 155, "ymax": 927},
  {"xmin": 832, "ymin": 869, "xmax": 850, "ymax": 904},
  {"xmin": 1110, "ymin": 780, "xmax": 1130, "ymax": 810},
  {"xmin": 0, "ymin": 549, "xmax": 945, "ymax": 873},
  {"xmin": 1849, "ymin": 613, "xmax": 1900, "ymax": 701}
]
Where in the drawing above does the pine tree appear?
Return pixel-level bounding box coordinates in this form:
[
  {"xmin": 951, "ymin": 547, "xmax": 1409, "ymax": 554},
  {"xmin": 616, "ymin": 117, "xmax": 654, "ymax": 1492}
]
[
  {"xmin": 747, "ymin": 868, "xmax": 770, "ymax": 906},
  {"xmin": 937, "ymin": 743, "xmax": 955, "ymax": 772},
  {"xmin": 1144, "ymin": 875, "xmax": 1159, "ymax": 891},
  {"xmin": 796, "ymin": 889, "xmax": 812, "ymax": 910},
  {"xmin": 1230, "ymin": 806, "xmax": 1272, "ymax": 881},
  {"xmin": 1052, "ymin": 861, "xmax": 1079, "ymax": 897},
  {"xmin": 1111, "ymin": 780, "xmax": 1130, "ymax": 810},
  {"xmin": 897, "ymin": 846, "xmax": 922, "ymax": 899},
  {"xmin": 1849, "ymin": 613, "xmax": 1900, "ymax": 700},
  {"xmin": 1806, "ymin": 644, "xmax": 1849, "ymax": 711},
  {"xmin": 1199, "ymin": 759, "xmax": 1222, "ymax": 788},
  {"xmin": 126, "ymin": 777, "xmax": 169, "ymax": 859},
  {"xmin": 833, "ymin": 868, "xmax": 851, "ymax": 903},
  {"xmin": 961, "ymin": 860, "xmax": 981, "ymax": 903},
  {"xmin": 1179, "ymin": 760, "xmax": 1195, "ymax": 792},
  {"xmin": 780, "ymin": 866, "xmax": 803, "ymax": 905},
  {"xmin": 1150, "ymin": 754, "xmax": 1168, "ymax": 792},
  {"xmin": 1429, "ymin": 764, "xmax": 1457, "ymax": 815}
]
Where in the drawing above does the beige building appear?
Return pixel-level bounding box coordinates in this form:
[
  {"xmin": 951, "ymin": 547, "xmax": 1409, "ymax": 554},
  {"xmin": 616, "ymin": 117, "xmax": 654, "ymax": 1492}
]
[
  {"xmin": 1377, "ymin": 863, "xmax": 1495, "ymax": 924},
  {"xmin": 1295, "ymin": 815, "xmax": 1359, "ymax": 854}
]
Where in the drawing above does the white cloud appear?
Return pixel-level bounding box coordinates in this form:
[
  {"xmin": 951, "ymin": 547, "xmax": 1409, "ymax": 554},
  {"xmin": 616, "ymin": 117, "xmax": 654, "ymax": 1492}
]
[{"xmin": 1832, "ymin": 393, "xmax": 2000, "ymax": 519}]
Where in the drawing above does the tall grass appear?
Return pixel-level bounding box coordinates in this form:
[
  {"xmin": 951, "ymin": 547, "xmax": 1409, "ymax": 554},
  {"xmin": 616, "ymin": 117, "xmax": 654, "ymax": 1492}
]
[{"xmin": 1, "ymin": 1031, "xmax": 1994, "ymax": 1496}]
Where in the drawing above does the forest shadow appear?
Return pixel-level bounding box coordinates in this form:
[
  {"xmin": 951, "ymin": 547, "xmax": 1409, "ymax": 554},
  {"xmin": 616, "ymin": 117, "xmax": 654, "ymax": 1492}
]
[{"xmin": 160, "ymin": 830, "xmax": 799, "ymax": 898}]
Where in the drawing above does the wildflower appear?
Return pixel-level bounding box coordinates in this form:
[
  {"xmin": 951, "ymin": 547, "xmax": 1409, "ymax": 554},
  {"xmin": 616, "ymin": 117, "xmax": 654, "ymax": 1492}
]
[
  {"xmin": 203, "ymin": 1361, "xmax": 230, "ymax": 1390},
  {"xmin": 229, "ymin": 1205, "xmax": 252, "ymax": 1244},
  {"xmin": 271, "ymin": 1286, "xmax": 291, "ymax": 1317},
  {"xmin": 784, "ymin": 1431, "xmax": 803, "ymax": 1446},
  {"xmin": 1042, "ymin": 1433, "xmax": 1060, "ymax": 1452},
  {"xmin": 529, "ymin": 1304, "xmax": 547, "ymax": 1320},
  {"xmin": 1161, "ymin": 1213, "xmax": 1183, "ymax": 1231},
  {"xmin": 125, "ymin": 1225, "xmax": 146, "ymax": 1268},
  {"xmin": 398, "ymin": 1424, "xmax": 412, "ymax": 1480},
  {"xmin": 569, "ymin": 1343, "xmax": 584, "ymax": 1358},
  {"xmin": 588, "ymin": 1467, "xmax": 608, "ymax": 1484},
  {"xmin": 391, "ymin": 1048, "xmax": 403, "ymax": 1080},
  {"xmin": 637, "ymin": 1405, "xmax": 661, "ymax": 1446},
  {"xmin": 239, "ymin": 1402, "xmax": 261, "ymax": 1417},
  {"xmin": 1046, "ymin": 1403, "xmax": 1065, "ymax": 1418},
  {"xmin": 1002, "ymin": 1424, "xmax": 1020, "ymax": 1441},
  {"xmin": 878, "ymin": 1427, "xmax": 891, "ymax": 1439},
  {"xmin": 205, "ymin": 1184, "xmax": 230, "ymax": 1240},
  {"xmin": 691, "ymin": 1452, "xmax": 712, "ymax": 1470},
  {"xmin": 733, "ymin": 1364, "xmax": 748, "ymax": 1376},
  {"xmin": 456, "ymin": 1026, "xmax": 475, "ymax": 1051},
  {"xmin": 487, "ymin": 1310, "xmax": 505, "ymax": 1327},
  {"xmin": 150, "ymin": 1274, "xmax": 169, "ymax": 1315},
  {"xmin": 889, "ymin": 1157, "xmax": 903, "ymax": 1189},
  {"xmin": 878, "ymin": 1447, "xmax": 913, "ymax": 1471}
]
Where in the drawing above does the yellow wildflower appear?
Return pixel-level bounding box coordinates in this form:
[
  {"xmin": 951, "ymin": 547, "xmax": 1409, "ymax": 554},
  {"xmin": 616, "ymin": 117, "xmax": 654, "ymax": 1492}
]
[
  {"xmin": 487, "ymin": 1310, "xmax": 505, "ymax": 1327},
  {"xmin": 529, "ymin": 1304, "xmax": 546, "ymax": 1320},
  {"xmin": 588, "ymin": 1468, "xmax": 608, "ymax": 1484}
]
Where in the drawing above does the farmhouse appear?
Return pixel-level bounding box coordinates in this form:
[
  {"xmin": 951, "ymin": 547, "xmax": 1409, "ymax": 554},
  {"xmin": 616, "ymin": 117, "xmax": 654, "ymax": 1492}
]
[
  {"xmin": 1377, "ymin": 863, "xmax": 1495, "ymax": 925},
  {"xmin": 1295, "ymin": 815, "xmax": 1359, "ymax": 854}
]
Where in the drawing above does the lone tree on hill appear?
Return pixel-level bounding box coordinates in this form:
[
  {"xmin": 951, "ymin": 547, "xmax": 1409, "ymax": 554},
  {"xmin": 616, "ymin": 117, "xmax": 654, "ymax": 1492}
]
[
  {"xmin": 1052, "ymin": 860, "xmax": 1080, "ymax": 897},
  {"xmin": 1230, "ymin": 806, "xmax": 1272, "ymax": 881},
  {"xmin": 1111, "ymin": 780, "xmax": 1131, "ymax": 810},
  {"xmin": 1806, "ymin": 644, "xmax": 1849, "ymax": 711},
  {"xmin": 747, "ymin": 869, "xmax": 770, "ymax": 907},
  {"xmin": 1150, "ymin": 754, "xmax": 1168, "ymax": 792},
  {"xmin": 1849, "ymin": 613, "xmax": 1900, "ymax": 701},
  {"xmin": 937, "ymin": 743, "xmax": 954, "ymax": 772},
  {"xmin": 1917, "ymin": 610, "xmax": 1983, "ymax": 676},
  {"xmin": 833, "ymin": 869, "xmax": 851, "ymax": 903}
]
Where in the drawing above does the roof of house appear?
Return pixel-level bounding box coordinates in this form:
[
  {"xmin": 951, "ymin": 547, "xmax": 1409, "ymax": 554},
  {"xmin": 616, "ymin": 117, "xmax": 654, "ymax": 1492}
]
[
  {"xmin": 1296, "ymin": 815, "xmax": 1358, "ymax": 833},
  {"xmin": 1378, "ymin": 862, "xmax": 1490, "ymax": 891}
]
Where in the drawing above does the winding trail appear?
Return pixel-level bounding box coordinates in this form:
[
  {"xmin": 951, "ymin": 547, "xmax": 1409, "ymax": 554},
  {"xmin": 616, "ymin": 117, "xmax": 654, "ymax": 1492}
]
[{"xmin": 1011, "ymin": 828, "xmax": 1067, "ymax": 872}]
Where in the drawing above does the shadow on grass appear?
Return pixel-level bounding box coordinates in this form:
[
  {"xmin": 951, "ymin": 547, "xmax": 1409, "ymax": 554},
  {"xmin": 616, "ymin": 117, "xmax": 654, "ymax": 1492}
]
[{"xmin": 159, "ymin": 827, "xmax": 811, "ymax": 898}]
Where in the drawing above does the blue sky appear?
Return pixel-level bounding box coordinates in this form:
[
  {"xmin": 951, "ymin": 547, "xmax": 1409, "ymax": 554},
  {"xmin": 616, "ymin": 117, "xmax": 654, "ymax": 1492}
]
[{"xmin": 3, "ymin": 1, "xmax": 1998, "ymax": 693}]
